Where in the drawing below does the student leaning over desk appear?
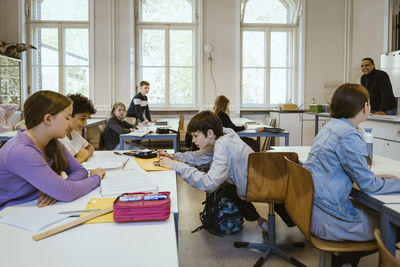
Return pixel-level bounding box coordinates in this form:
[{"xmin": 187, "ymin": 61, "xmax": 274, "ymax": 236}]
[
  {"xmin": 304, "ymin": 84, "xmax": 400, "ymax": 265},
  {"xmin": 58, "ymin": 93, "xmax": 96, "ymax": 163},
  {"xmin": 158, "ymin": 111, "xmax": 296, "ymax": 231},
  {"xmin": 0, "ymin": 91, "xmax": 105, "ymax": 210}
]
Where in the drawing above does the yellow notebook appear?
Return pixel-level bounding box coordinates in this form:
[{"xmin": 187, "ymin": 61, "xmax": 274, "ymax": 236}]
[
  {"xmin": 80, "ymin": 198, "xmax": 116, "ymax": 223},
  {"xmin": 133, "ymin": 157, "xmax": 172, "ymax": 171}
]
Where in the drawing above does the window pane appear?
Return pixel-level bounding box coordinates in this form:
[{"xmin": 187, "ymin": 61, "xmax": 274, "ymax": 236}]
[
  {"xmin": 270, "ymin": 68, "xmax": 291, "ymax": 104},
  {"xmin": 32, "ymin": 28, "xmax": 58, "ymax": 66},
  {"xmin": 170, "ymin": 30, "xmax": 193, "ymax": 67},
  {"xmin": 170, "ymin": 67, "xmax": 193, "ymax": 105},
  {"xmin": 244, "ymin": 0, "xmax": 288, "ymax": 24},
  {"xmin": 243, "ymin": 31, "xmax": 265, "ymax": 67},
  {"xmin": 142, "ymin": 67, "xmax": 165, "ymax": 104},
  {"xmin": 0, "ymin": 57, "xmax": 21, "ymax": 106},
  {"xmin": 65, "ymin": 67, "xmax": 89, "ymax": 96},
  {"xmin": 271, "ymin": 31, "xmax": 291, "ymax": 67},
  {"xmin": 33, "ymin": 0, "xmax": 88, "ymax": 21},
  {"xmin": 142, "ymin": 30, "xmax": 165, "ymax": 66},
  {"xmin": 141, "ymin": 0, "xmax": 193, "ymax": 23},
  {"xmin": 242, "ymin": 68, "xmax": 265, "ymax": 105},
  {"xmin": 32, "ymin": 66, "xmax": 59, "ymax": 91},
  {"xmin": 65, "ymin": 29, "xmax": 89, "ymax": 66}
]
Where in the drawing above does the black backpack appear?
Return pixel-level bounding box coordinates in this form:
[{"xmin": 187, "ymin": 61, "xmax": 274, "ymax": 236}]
[{"xmin": 192, "ymin": 183, "xmax": 244, "ymax": 236}]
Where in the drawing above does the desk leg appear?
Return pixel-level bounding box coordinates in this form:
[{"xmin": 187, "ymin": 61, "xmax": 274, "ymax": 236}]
[
  {"xmin": 285, "ymin": 135, "xmax": 289, "ymax": 146},
  {"xmin": 382, "ymin": 211, "xmax": 397, "ymax": 255},
  {"xmin": 174, "ymin": 213, "xmax": 179, "ymax": 245},
  {"xmin": 119, "ymin": 138, "xmax": 124, "ymax": 150},
  {"xmin": 315, "ymin": 115, "xmax": 319, "ymax": 136},
  {"xmin": 173, "ymin": 137, "xmax": 178, "ymax": 153}
]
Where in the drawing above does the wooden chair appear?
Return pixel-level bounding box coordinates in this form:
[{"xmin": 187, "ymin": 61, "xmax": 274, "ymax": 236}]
[
  {"xmin": 261, "ymin": 118, "xmax": 276, "ymax": 151},
  {"xmin": 234, "ymin": 152, "xmax": 305, "ymax": 267},
  {"xmin": 284, "ymin": 156, "xmax": 377, "ymax": 266},
  {"xmin": 374, "ymin": 229, "xmax": 400, "ymax": 267}
]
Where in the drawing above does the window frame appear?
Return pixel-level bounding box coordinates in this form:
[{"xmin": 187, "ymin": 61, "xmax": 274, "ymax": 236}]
[
  {"xmin": 240, "ymin": 3, "xmax": 298, "ymax": 109},
  {"xmin": 135, "ymin": 0, "xmax": 199, "ymax": 109},
  {"xmin": 27, "ymin": 0, "xmax": 93, "ymax": 97}
]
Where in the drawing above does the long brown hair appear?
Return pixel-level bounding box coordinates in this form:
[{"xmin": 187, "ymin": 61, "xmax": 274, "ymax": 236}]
[
  {"xmin": 330, "ymin": 83, "xmax": 369, "ymax": 119},
  {"xmin": 110, "ymin": 102, "xmax": 126, "ymax": 118},
  {"xmin": 24, "ymin": 91, "xmax": 72, "ymax": 175},
  {"xmin": 213, "ymin": 95, "xmax": 230, "ymax": 116}
]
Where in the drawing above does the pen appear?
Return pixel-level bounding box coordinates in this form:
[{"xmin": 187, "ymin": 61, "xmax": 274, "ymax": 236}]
[
  {"xmin": 119, "ymin": 194, "xmax": 167, "ymax": 201},
  {"xmin": 58, "ymin": 208, "xmax": 100, "ymax": 214},
  {"xmin": 114, "ymin": 151, "xmax": 122, "ymax": 156}
]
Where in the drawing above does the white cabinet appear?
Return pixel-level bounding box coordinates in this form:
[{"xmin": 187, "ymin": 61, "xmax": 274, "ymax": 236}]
[
  {"xmin": 270, "ymin": 111, "xmax": 303, "ymax": 146},
  {"xmin": 301, "ymin": 113, "xmax": 330, "ymax": 146}
]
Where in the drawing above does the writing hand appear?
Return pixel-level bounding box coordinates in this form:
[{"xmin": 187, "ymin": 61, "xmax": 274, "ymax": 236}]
[
  {"xmin": 37, "ymin": 193, "xmax": 57, "ymax": 208},
  {"xmin": 157, "ymin": 149, "xmax": 174, "ymax": 159},
  {"xmin": 90, "ymin": 168, "xmax": 106, "ymax": 179},
  {"xmin": 159, "ymin": 156, "xmax": 173, "ymax": 169},
  {"xmin": 374, "ymin": 111, "xmax": 385, "ymax": 115}
]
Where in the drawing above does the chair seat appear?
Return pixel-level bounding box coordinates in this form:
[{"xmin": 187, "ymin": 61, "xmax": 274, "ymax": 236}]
[{"xmin": 311, "ymin": 235, "xmax": 377, "ymax": 253}]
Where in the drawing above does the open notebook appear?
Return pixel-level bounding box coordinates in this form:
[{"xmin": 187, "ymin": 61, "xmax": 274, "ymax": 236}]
[
  {"xmin": 100, "ymin": 170, "xmax": 158, "ymax": 196},
  {"xmin": 82, "ymin": 156, "xmax": 128, "ymax": 170}
]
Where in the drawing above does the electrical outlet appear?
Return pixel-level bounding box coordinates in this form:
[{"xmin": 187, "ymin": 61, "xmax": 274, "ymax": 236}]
[
  {"xmin": 95, "ymin": 104, "xmax": 111, "ymax": 113},
  {"xmin": 200, "ymin": 104, "xmax": 213, "ymax": 111}
]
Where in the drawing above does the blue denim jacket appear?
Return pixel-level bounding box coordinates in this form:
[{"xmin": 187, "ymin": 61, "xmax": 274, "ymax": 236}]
[{"xmin": 305, "ymin": 118, "xmax": 400, "ymax": 222}]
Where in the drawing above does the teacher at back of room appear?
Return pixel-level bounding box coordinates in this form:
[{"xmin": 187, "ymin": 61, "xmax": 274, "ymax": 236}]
[{"xmin": 360, "ymin": 57, "xmax": 397, "ymax": 115}]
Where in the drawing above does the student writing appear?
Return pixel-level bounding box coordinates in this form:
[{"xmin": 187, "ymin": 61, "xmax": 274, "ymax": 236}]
[
  {"xmin": 304, "ymin": 83, "xmax": 400, "ymax": 265},
  {"xmin": 158, "ymin": 111, "xmax": 294, "ymax": 231},
  {"xmin": 0, "ymin": 91, "xmax": 105, "ymax": 210},
  {"xmin": 58, "ymin": 93, "xmax": 96, "ymax": 163}
]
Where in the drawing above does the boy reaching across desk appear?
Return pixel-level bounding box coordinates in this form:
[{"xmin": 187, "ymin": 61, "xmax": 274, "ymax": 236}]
[
  {"xmin": 126, "ymin": 80, "xmax": 155, "ymax": 124},
  {"xmin": 58, "ymin": 93, "xmax": 96, "ymax": 163},
  {"xmin": 158, "ymin": 111, "xmax": 294, "ymax": 232},
  {"xmin": 0, "ymin": 91, "xmax": 105, "ymax": 210}
]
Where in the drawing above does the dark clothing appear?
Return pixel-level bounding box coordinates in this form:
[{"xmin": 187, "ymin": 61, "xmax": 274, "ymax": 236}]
[
  {"xmin": 217, "ymin": 111, "xmax": 245, "ymax": 132},
  {"xmin": 103, "ymin": 117, "xmax": 135, "ymax": 150},
  {"xmin": 224, "ymin": 183, "xmax": 295, "ymax": 227},
  {"xmin": 126, "ymin": 93, "xmax": 152, "ymax": 122},
  {"xmin": 360, "ymin": 69, "xmax": 397, "ymax": 113}
]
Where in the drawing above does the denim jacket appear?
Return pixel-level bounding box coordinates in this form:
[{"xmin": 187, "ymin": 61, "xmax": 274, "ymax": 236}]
[{"xmin": 304, "ymin": 118, "xmax": 400, "ymax": 222}]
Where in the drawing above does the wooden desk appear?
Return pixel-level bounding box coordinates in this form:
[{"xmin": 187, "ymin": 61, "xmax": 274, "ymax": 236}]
[
  {"xmin": 0, "ymin": 150, "xmax": 179, "ymax": 267},
  {"xmin": 119, "ymin": 119, "xmax": 180, "ymax": 152}
]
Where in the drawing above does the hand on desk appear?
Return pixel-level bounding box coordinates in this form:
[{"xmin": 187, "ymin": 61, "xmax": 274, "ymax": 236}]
[
  {"xmin": 373, "ymin": 111, "xmax": 385, "ymax": 115},
  {"xmin": 157, "ymin": 149, "xmax": 174, "ymax": 159},
  {"xmin": 37, "ymin": 193, "xmax": 57, "ymax": 208},
  {"xmin": 159, "ymin": 156, "xmax": 174, "ymax": 169},
  {"xmin": 90, "ymin": 168, "xmax": 105, "ymax": 179}
]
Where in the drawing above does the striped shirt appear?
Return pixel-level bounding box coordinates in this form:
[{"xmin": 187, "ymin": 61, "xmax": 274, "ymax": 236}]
[{"xmin": 0, "ymin": 131, "xmax": 100, "ymax": 210}]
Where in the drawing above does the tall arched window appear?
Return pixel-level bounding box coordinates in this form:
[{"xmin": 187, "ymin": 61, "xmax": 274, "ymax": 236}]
[
  {"xmin": 135, "ymin": 0, "xmax": 199, "ymax": 108},
  {"xmin": 241, "ymin": 0, "xmax": 300, "ymax": 108}
]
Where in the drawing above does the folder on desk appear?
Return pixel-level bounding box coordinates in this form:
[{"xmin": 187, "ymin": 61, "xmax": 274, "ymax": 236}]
[
  {"xmin": 81, "ymin": 198, "xmax": 116, "ymax": 223},
  {"xmin": 134, "ymin": 157, "xmax": 172, "ymax": 171}
]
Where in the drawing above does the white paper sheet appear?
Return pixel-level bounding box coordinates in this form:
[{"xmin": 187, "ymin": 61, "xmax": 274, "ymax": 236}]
[
  {"xmin": 100, "ymin": 170, "xmax": 158, "ymax": 196},
  {"xmin": 82, "ymin": 157, "xmax": 128, "ymax": 170},
  {"xmin": 0, "ymin": 201, "xmax": 70, "ymax": 232}
]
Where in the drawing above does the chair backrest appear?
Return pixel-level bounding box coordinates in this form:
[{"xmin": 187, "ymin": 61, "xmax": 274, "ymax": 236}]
[
  {"xmin": 374, "ymin": 229, "xmax": 400, "ymax": 267},
  {"xmin": 179, "ymin": 114, "xmax": 184, "ymax": 131},
  {"xmin": 98, "ymin": 124, "xmax": 106, "ymax": 150},
  {"xmin": 284, "ymin": 156, "xmax": 314, "ymax": 241},
  {"xmin": 246, "ymin": 152, "xmax": 298, "ymax": 203},
  {"xmin": 261, "ymin": 118, "xmax": 277, "ymax": 151}
]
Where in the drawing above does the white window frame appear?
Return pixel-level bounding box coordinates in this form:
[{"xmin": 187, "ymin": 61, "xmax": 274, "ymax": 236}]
[
  {"xmin": 27, "ymin": 0, "xmax": 93, "ymax": 97},
  {"xmin": 135, "ymin": 0, "xmax": 199, "ymax": 109},
  {"xmin": 240, "ymin": 9, "xmax": 298, "ymax": 109}
]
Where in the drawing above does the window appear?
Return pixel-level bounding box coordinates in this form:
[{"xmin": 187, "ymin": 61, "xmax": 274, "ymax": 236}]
[
  {"xmin": 241, "ymin": 0, "xmax": 299, "ymax": 108},
  {"xmin": 136, "ymin": 0, "xmax": 198, "ymax": 108},
  {"xmin": 29, "ymin": 0, "xmax": 90, "ymax": 97}
]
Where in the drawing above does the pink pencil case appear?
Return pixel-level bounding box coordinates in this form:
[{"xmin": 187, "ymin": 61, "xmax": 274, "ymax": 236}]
[{"xmin": 113, "ymin": 192, "xmax": 171, "ymax": 222}]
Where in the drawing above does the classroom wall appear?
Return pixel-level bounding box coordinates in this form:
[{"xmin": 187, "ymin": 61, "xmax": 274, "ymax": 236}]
[{"xmin": 0, "ymin": 0, "xmax": 389, "ymax": 114}]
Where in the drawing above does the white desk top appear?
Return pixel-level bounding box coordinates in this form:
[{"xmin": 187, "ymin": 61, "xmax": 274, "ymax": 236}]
[
  {"xmin": 120, "ymin": 118, "xmax": 180, "ymax": 137},
  {"xmin": 0, "ymin": 130, "xmax": 17, "ymax": 138},
  {"xmin": 0, "ymin": 150, "xmax": 179, "ymax": 267},
  {"xmin": 85, "ymin": 118, "xmax": 106, "ymax": 128}
]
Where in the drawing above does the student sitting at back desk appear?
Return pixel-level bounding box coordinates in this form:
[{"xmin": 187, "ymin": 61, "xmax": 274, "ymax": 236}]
[
  {"xmin": 59, "ymin": 93, "xmax": 96, "ymax": 163},
  {"xmin": 0, "ymin": 91, "xmax": 105, "ymax": 210},
  {"xmin": 304, "ymin": 83, "xmax": 400, "ymax": 265}
]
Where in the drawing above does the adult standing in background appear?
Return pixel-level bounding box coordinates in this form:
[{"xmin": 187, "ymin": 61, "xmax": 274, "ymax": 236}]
[
  {"xmin": 126, "ymin": 80, "xmax": 153, "ymax": 124},
  {"xmin": 360, "ymin": 57, "xmax": 397, "ymax": 115}
]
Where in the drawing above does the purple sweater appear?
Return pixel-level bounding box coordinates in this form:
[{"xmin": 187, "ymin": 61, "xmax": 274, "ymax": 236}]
[{"xmin": 0, "ymin": 131, "xmax": 101, "ymax": 210}]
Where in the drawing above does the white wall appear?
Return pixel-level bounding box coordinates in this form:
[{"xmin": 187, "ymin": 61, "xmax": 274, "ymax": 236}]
[{"xmin": 0, "ymin": 0, "xmax": 389, "ymax": 114}]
